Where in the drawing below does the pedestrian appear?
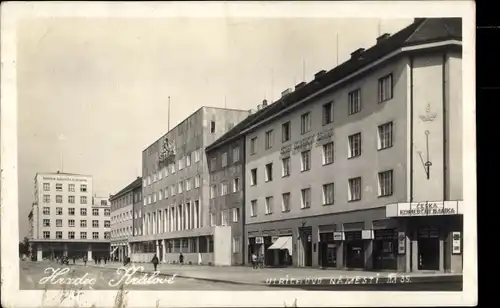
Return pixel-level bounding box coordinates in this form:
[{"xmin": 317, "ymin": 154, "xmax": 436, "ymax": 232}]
[
  {"xmin": 151, "ymin": 254, "xmax": 159, "ymax": 272},
  {"xmin": 258, "ymin": 253, "xmax": 264, "ymax": 269},
  {"xmin": 179, "ymin": 253, "xmax": 184, "ymax": 266},
  {"xmin": 72, "ymin": 256, "xmax": 76, "ymax": 265},
  {"xmin": 251, "ymin": 253, "xmax": 257, "ymax": 269},
  {"xmin": 83, "ymin": 255, "xmax": 87, "ymax": 266},
  {"xmin": 104, "ymin": 256, "xmax": 107, "ymax": 264}
]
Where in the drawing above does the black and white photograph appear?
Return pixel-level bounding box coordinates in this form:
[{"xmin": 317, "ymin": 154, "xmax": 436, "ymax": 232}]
[{"xmin": 1, "ymin": 1, "xmax": 476, "ymax": 307}]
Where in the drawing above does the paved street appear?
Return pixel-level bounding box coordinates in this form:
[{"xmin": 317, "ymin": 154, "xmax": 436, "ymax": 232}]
[{"xmin": 19, "ymin": 261, "xmax": 273, "ymax": 291}]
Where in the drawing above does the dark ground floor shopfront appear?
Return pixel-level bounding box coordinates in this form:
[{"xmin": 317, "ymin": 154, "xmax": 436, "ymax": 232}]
[
  {"xmin": 30, "ymin": 241, "xmax": 110, "ymax": 261},
  {"xmin": 245, "ymin": 207, "xmax": 463, "ymax": 273}
]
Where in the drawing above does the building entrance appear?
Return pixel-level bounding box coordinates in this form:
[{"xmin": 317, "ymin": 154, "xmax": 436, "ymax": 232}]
[
  {"xmin": 418, "ymin": 227, "xmax": 440, "ymax": 271},
  {"xmin": 319, "ymin": 232, "xmax": 337, "ymax": 268},
  {"xmin": 298, "ymin": 228, "xmax": 312, "ymax": 267},
  {"xmin": 344, "ymin": 231, "xmax": 364, "ymax": 269}
]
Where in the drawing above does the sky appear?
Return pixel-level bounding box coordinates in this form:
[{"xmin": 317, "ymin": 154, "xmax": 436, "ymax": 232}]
[{"xmin": 16, "ymin": 17, "xmax": 413, "ymax": 237}]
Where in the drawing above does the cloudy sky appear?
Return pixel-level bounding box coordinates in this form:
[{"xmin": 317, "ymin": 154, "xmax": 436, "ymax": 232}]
[{"xmin": 16, "ymin": 17, "xmax": 413, "ymax": 236}]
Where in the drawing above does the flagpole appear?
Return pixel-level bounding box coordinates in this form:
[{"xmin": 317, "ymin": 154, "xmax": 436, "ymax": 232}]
[{"xmin": 167, "ymin": 96, "xmax": 171, "ymax": 131}]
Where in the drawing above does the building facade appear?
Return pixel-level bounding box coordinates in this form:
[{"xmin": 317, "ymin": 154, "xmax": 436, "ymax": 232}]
[
  {"xmin": 129, "ymin": 107, "xmax": 250, "ymax": 265},
  {"xmin": 243, "ymin": 18, "xmax": 463, "ymax": 273},
  {"xmin": 109, "ymin": 177, "xmax": 142, "ymax": 261},
  {"xmin": 29, "ymin": 171, "xmax": 111, "ymax": 261}
]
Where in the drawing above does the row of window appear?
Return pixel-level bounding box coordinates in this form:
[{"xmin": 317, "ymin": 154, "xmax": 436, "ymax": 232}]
[
  {"xmin": 143, "ymin": 175, "xmax": 201, "ymax": 205},
  {"xmin": 209, "ymin": 207, "xmax": 240, "ymax": 226},
  {"xmin": 142, "ymin": 200, "xmax": 201, "ymax": 235},
  {"xmin": 112, "ymin": 210, "xmax": 133, "ymax": 224},
  {"xmin": 111, "ymin": 227, "xmax": 132, "ymax": 238},
  {"xmin": 43, "ymin": 195, "xmax": 91, "ymax": 204},
  {"xmin": 111, "ymin": 191, "xmax": 142, "ymax": 210},
  {"xmin": 42, "ymin": 207, "xmax": 110, "ymax": 216},
  {"xmin": 42, "ymin": 218, "xmax": 110, "ymax": 228},
  {"xmin": 210, "ymin": 178, "xmax": 240, "ymax": 199},
  {"xmin": 249, "ymin": 73, "xmax": 393, "ymax": 155},
  {"xmin": 42, "ymin": 183, "xmax": 87, "ymax": 193},
  {"xmin": 42, "ymin": 231, "xmax": 109, "ymax": 240},
  {"xmin": 209, "ymin": 147, "xmax": 241, "ymax": 171},
  {"xmin": 143, "ymin": 150, "xmax": 202, "ymax": 187},
  {"xmin": 249, "ymin": 170, "xmax": 393, "ymax": 217}
]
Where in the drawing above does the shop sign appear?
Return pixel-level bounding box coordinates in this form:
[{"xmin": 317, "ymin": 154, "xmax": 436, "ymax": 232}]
[
  {"xmin": 361, "ymin": 230, "xmax": 374, "ymax": 240},
  {"xmin": 255, "ymin": 236, "xmax": 264, "ymax": 244},
  {"xmin": 398, "ymin": 201, "xmax": 457, "ymax": 217},
  {"xmin": 42, "ymin": 176, "xmax": 87, "ymax": 182},
  {"xmin": 333, "ymin": 232, "xmax": 345, "ymax": 241},
  {"xmin": 280, "ymin": 145, "xmax": 292, "ymax": 158},
  {"xmin": 315, "ymin": 128, "xmax": 334, "ymax": 147},
  {"xmin": 397, "ymin": 232, "xmax": 406, "ymax": 254},
  {"xmin": 452, "ymin": 232, "xmax": 461, "ymax": 255},
  {"xmin": 292, "ymin": 136, "xmax": 315, "ymax": 154}
]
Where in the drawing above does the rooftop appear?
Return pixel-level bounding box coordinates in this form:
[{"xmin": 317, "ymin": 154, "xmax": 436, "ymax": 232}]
[
  {"xmin": 205, "ymin": 18, "xmax": 462, "ymax": 150},
  {"xmin": 109, "ymin": 177, "xmax": 142, "ymax": 201}
]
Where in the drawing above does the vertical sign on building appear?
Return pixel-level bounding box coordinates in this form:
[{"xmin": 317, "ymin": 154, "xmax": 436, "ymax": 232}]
[
  {"xmin": 398, "ymin": 232, "xmax": 406, "ymax": 254},
  {"xmin": 452, "ymin": 231, "xmax": 461, "ymax": 255}
]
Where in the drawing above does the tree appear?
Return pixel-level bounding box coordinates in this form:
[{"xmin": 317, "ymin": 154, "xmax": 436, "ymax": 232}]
[{"xmin": 18, "ymin": 237, "xmax": 30, "ymax": 256}]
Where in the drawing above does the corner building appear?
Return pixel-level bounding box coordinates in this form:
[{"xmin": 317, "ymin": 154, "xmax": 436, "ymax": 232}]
[
  {"xmin": 244, "ymin": 18, "xmax": 464, "ymax": 273},
  {"xmin": 129, "ymin": 107, "xmax": 250, "ymax": 265}
]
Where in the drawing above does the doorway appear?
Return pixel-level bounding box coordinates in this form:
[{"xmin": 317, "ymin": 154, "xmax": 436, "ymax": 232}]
[
  {"xmin": 299, "ymin": 228, "xmax": 313, "ymax": 267},
  {"xmin": 344, "ymin": 231, "xmax": 364, "ymax": 269},
  {"xmin": 418, "ymin": 228, "xmax": 440, "ymax": 271}
]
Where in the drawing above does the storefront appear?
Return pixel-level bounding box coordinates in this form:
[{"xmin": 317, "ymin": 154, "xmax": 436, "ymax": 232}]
[
  {"xmin": 267, "ymin": 235, "xmax": 293, "ymax": 267},
  {"xmin": 372, "ymin": 228, "xmax": 398, "ymax": 270},
  {"xmin": 319, "ymin": 232, "xmax": 337, "ymax": 268},
  {"xmin": 344, "ymin": 231, "xmax": 364, "ymax": 269}
]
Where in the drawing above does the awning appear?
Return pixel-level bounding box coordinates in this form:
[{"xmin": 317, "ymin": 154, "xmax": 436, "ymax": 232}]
[
  {"xmin": 110, "ymin": 246, "xmax": 118, "ymax": 255},
  {"xmin": 267, "ymin": 236, "xmax": 292, "ymax": 256}
]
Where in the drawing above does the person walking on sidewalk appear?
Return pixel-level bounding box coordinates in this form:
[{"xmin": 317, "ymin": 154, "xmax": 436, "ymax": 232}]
[
  {"xmin": 251, "ymin": 253, "xmax": 257, "ymax": 269},
  {"xmin": 151, "ymin": 254, "xmax": 159, "ymax": 272},
  {"xmin": 83, "ymin": 255, "xmax": 87, "ymax": 266},
  {"xmin": 179, "ymin": 253, "xmax": 184, "ymax": 266},
  {"xmin": 72, "ymin": 255, "xmax": 76, "ymax": 265}
]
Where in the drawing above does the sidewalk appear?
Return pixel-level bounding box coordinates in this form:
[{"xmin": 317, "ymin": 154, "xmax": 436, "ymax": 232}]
[{"xmin": 78, "ymin": 262, "xmax": 462, "ymax": 286}]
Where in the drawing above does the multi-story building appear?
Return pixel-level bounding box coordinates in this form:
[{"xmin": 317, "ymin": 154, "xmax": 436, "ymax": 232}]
[
  {"xmin": 242, "ymin": 18, "xmax": 463, "ymax": 273},
  {"xmin": 204, "ymin": 102, "xmax": 269, "ymax": 265},
  {"xmin": 129, "ymin": 107, "xmax": 250, "ymax": 265},
  {"xmin": 28, "ymin": 171, "xmax": 111, "ymax": 261},
  {"xmin": 109, "ymin": 177, "xmax": 142, "ymax": 262}
]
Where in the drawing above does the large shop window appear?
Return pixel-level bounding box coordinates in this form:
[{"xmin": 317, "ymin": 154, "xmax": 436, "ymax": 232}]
[
  {"xmin": 319, "ymin": 232, "xmax": 337, "ymax": 268},
  {"xmin": 344, "ymin": 231, "xmax": 364, "ymax": 269},
  {"xmin": 373, "ymin": 229, "xmax": 398, "ymax": 270}
]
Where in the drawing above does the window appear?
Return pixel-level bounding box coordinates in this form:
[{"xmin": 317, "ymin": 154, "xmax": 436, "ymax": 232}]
[
  {"xmin": 250, "ymin": 168, "xmax": 257, "ymax": 186},
  {"xmin": 148, "ymin": 194, "xmax": 152, "ymax": 204},
  {"xmin": 301, "ymin": 112, "xmax": 311, "ymax": 134},
  {"xmin": 81, "ymin": 196, "xmax": 87, "ymax": 204},
  {"xmin": 178, "ymin": 158, "xmax": 184, "ymax": 170},
  {"xmin": 148, "ymin": 176, "xmax": 152, "ymax": 185},
  {"xmin": 348, "ymin": 133, "xmax": 362, "ymax": 158},
  {"xmin": 195, "ymin": 175, "xmax": 200, "ymax": 188},
  {"xmin": 210, "ymin": 212, "xmax": 216, "ymax": 226},
  {"xmin": 43, "ymin": 219, "xmax": 50, "ymax": 227},
  {"xmin": 101, "ymin": 200, "xmax": 107, "ymax": 206},
  {"xmin": 250, "ymin": 137, "xmax": 257, "ymax": 155},
  {"xmin": 56, "ymin": 207, "xmax": 63, "ymax": 215},
  {"xmin": 378, "ymin": 170, "xmax": 394, "ymax": 197},
  {"xmin": 92, "ymin": 208, "xmax": 99, "ymax": 216},
  {"xmin": 210, "ymin": 157, "xmax": 216, "ymax": 172},
  {"xmin": 301, "ymin": 150, "xmax": 311, "ymax": 171},
  {"xmin": 221, "ymin": 153, "xmax": 228, "ymax": 167},
  {"xmin": 282, "ymin": 121, "xmax": 291, "ymax": 142},
  {"xmin": 281, "ymin": 193, "xmax": 291, "ymax": 212},
  {"xmin": 104, "ymin": 208, "xmax": 110, "ymax": 216},
  {"xmin": 104, "ymin": 232, "xmax": 111, "ymax": 240},
  {"xmin": 43, "ymin": 195, "xmax": 50, "ymax": 203},
  {"xmin": 143, "ymin": 179, "xmax": 147, "ymax": 187},
  {"xmin": 348, "ymin": 177, "xmax": 362, "ymax": 201},
  {"xmin": 80, "ymin": 208, "xmax": 87, "ymax": 216},
  {"xmin": 265, "ymin": 196, "xmax": 273, "ymax": 215},
  {"xmin": 104, "ymin": 220, "xmax": 111, "ymax": 228},
  {"xmin": 92, "ymin": 220, "xmax": 99, "ymax": 228},
  {"xmin": 348, "ymin": 89, "xmax": 361, "ymax": 115},
  {"xmin": 56, "ymin": 183, "xmax": 63, "ymax": 191},
  {"xmin": 178, "ymin": 182, "xmax": 183, "ymax": 194},
  {"xmin": 282, "ymin": 157, "xmax": 291, "ymax": 177},
  {"xmin": 80, "ymin": 184, "xmax": 87, "ymax": 192},
  {"xmin": 221, "ymin": 210, "xmax": 228, "ymax": 226},
  {"xmin": 56, "ymin": 231, "xmax": 63, "ymax": 239},
  {"xmin": 56, "ymin": 195, "xmax": 63, "ymax": 203},
  {"xmin": 43, "ymin": 207, "xmax": 50, "ymax": 215},
  {"xmin": 210, "ymin": 185, "xmax": 217, "ymax": 199},
  {"xmin": 68, "ymin": 195, "xmax": 75, "ymax": 204},
  {"xmin": 68, "ymin": 231, "xmax": 75, "ymax": 239},
  {"xmin": 194, "ymin": 149, "xmax": 200, "ymax": 163},
  {"xmin": 153, "ymin": 192, "xmax": 158, "ymax": 202},
  {"xmin": 323, "ymin": 142, "xmax": 334, "ymax": 165},
  {"xmin": 68, "ymin": 219, "xmax": 75, "ymax": 227},
  {"xmin": 43, "ymin": 231, "xmax": 50, "ymax": 239},
  {"xmin": 68, "ymin": 184, "xmax": 75, "ymax": 192},
  {"xmin": 301, "ymin": 188, "xmax": 311, "ymax": 209},
  {"xmin": 265, "ymin": 130, "xmax": 273, "ymax": 149},
  {"xmin": 322, "ymin": 183, "xmax": 335, "ymax": 205},
  {"xmin": 232, "ymin": 178, "xmax": 240, "ymax": 192},
  {"xmin": 221, "ymin": 182, "xmax": 229, "ymax": 196},
  {"xmin": 171, "ymin": 164, "xmax": 176, "ymax": 174},
  {"xmin": 56, "ymin": 219, "xmax": 63, "ymax": 227},
  {"xmin": 80, "ymin": 232, "xmax": 87, "ymax": 239},
  {"xmin": 80, "ymin": 220, "xmax": 87, "ymax": 228},
  {"xmin": 232, "ymin": 208, "xmax": 239, "ymax": 222},
  {"xmin": 232, "ymin": 237, "xmax": 241, "ymax": 253},
  {"xmin": 250, "ymin": 200, "xmax": 257, "ymax": 217},
  {"xmin": 170, "ymin": 186, "xmax": 175, "ymax": 197},
  {"xmin": 265, "ymin": 163, "xmax": 273, "ymax": 182},
  {"xmin": 210, "ymin": 121, "xmax": 216, "ymax": 133},
  {"xmin": 186, "ymin": 153, "xmax": 191, "ymax": 167},
  {"xmin": 43, "ymin": 183, "xmax": 50, "ymax": 191},
  {"xmin": 232, "ymin": 147, "xmax": 240, "ymax": 162},
  {"xmin": 158, "ymin": 169, "xmax": 163, "ymax": 180},
  {"xmin": 92, "ymin": 232, "xmax": 99, "ymax": 240},
  {"xmin": 322, "ymin": 101, "xmax": 334, "ymax": 125},
  {"xmin": 378, "ymin": 122, "xmax": 393, "ymax": 150},
  {"xmin": 68, "ymin": 208, "xmax": 75, "ymax": 215},
  {"xmin": 378, "ymin": 74, "xmax": 393, "ymax": 103}
]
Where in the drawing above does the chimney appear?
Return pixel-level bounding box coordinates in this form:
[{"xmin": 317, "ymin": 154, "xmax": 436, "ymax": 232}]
[
  {"xmin": 262, "ymin": 99, "xmax": 268, "ymax": 107},
  {"xmin": 257, "ymin": 104, "xmax": 262, "ymax": 111},
  {"xmin": 376, "ymin": 33, "xmax": 390, "ymax": 44},
  {"xmin": 281, "ymin": 88, "xmax": 293, "ymax": 97},
  {"xmin": 350, "ymin": 48, "xmax": 365, "ymax": 60},
  {"xmin": 295, "ymin": 81, "xmax": 306, "ymax": 90},
  {"xmin": 314, "ymin": 70, "xmax": 326, "ymax": 79}
]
